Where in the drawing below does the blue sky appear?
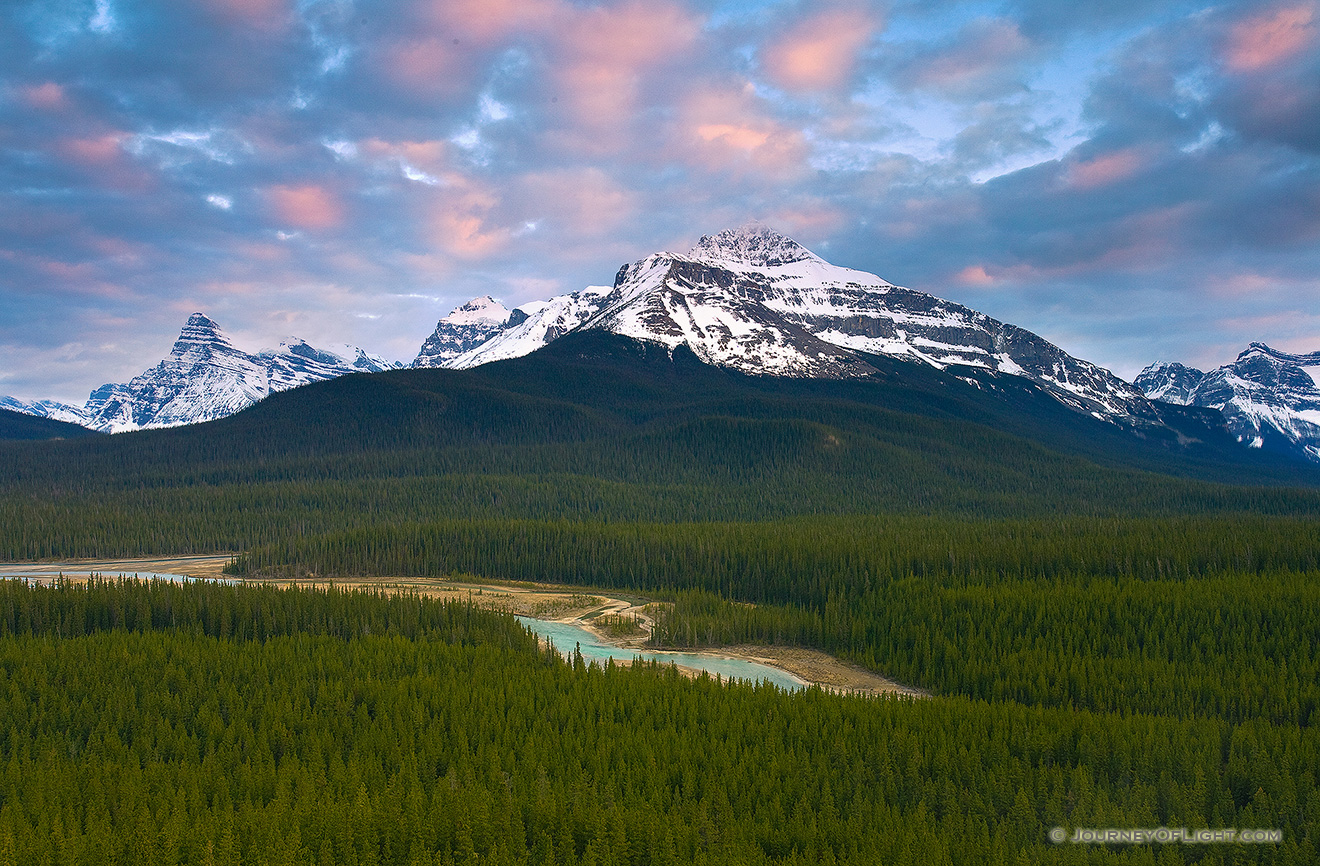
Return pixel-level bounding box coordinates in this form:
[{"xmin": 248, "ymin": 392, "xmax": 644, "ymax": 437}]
[{"xmin": 2, "ymin": 0, "xmax": 1318, "ymax": 402}]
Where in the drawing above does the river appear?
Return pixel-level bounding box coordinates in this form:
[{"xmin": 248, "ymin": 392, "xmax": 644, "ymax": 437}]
[{"xmin": 517, "ymin": 616, "xmax": 807, "ymax": 691}]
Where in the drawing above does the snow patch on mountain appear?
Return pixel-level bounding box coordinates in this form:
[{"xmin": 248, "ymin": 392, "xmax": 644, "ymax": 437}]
[
  {"xmin": 0, "ymin": 396, "xmax": 89, "ymax": 426},
  {"xmin": 3, "ymin": 313, "xmax": 402, "ymax": 433},
  {"xmin": 1136, "ymin": 343, "xmax": 1320, "ymax": 461}
]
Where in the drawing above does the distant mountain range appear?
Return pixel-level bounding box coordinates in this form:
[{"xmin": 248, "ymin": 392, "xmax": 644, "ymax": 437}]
[
  {"xmin": 5, "ymin": 224, "xmax": 1317, "ymax": 465},
  {"xmin": 2, "ymin": 313, "xmax": 399, "ymax": 433},
  {"xmin": 1136, "ymin": 343, "xmax": 1320, "ymax": 463}
]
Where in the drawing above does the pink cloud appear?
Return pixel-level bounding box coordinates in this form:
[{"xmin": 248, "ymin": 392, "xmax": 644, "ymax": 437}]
[
  {"xmin": 360, "ymin": 138, "xmax": 450, "ymax": 179},
  {"xmin": 761, "ymin": 7, "xmax": 878, "ymax": 92},
  {"xmin": 395, "ymin": 140, "xmax": 447, "ymax": 167},
  {"xmin": 549, "ymin": 1, "xmax": 702, "ymax": 134},
  {"xmin": 558, "ymin": 1, "xmax": 700, "ymax": 68},
  {"xmin": 1066, "ymin": 148, "xmax": 1147, "ymax": 190},
  {"xmin": 955, "ymin": 265, "xmax": 996, "ymax": 286},
  {"xmin": 56, "ymin": 133, "xmax": 155, "ymax": 192},
  {"xmin": 20, "ymin": 82, "xmax": 68, "ymax": 111},
  {"xmin": 0, "ymin": 249, "xmax": 137, "ymax": 299},
  {"xmin": 696, "ymin": 124, "xmax": 771, "ymax": 150},
  {"xmin": 519, "ymin": 168, "xmax": 635, "ymax": 236},
  {"xmin": 268, "ymin": 185, "xmax": 345, "ymax": 230},
  {"xmin": 420, "ymin": 0, "xmax": 561, "ymax": 47},
  {"xmin": 430, "ymin": 184, "xmax": 509, "ymax": 259},
  {"xmin": 1226, "ymin": 3, "xmax": 1316, "ymax": 71},
  {"xmin": 237, "ymin": 242, "xmax": 291, "ymax": 263},
  {"xmin": 679, "ymin": 84, "xmax": 810, "ymax": 178},
  {"xmin": 762, "ymin": 206, "xmax": 846, "ymax": 243},
  {"xmin": 909, "ymin": 18, "xmax": 1030, "ymax": 97},
  {"xmin": 57, "ymin": 134, "xmax": 124, "ymax": 167},
  {"xmin": 379, "ymin": 38, "xmax": 471, "ymax": 97}
]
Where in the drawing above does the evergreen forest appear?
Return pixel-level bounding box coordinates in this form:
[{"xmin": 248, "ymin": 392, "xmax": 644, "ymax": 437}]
[{"xmin": 1, "ymin": 332, "xmax": 1317, "ymax": 863}]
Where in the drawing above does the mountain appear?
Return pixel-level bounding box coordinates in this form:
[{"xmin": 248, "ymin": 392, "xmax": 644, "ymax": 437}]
[
  {"xmin": 1133, "ymin": 362, "xmax": 1205, "ymax": 405},
  {"xmin": 2, "ymin": 313, "xmax": 401, "ymax": 434},
  {"xmin": 412, "ymin": 296, "xmax": 514, "ymax": 368},
  {"xmin": 422, "ymin": 224, "xmax": 1151, "ymax": 420},
  {"xmin": 447, "ymin": 285, "xmax": 615, "ymax": 369},
  {"xmin": 1136, "ymin": 343, "xmax": 1320, "ymax": 462}
]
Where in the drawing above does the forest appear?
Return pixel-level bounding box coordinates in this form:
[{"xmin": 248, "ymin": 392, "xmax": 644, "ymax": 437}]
[
  {"xmin": 0, "ymin": 579, "xmax": 1315, "ymax": 865},
  {"xmin": 1, "ymin": 334, "xmax": 1317, "ymax": 862}
]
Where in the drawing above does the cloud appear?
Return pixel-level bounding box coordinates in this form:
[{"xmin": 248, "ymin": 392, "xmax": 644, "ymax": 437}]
[
  {"xmin": 1225, "ymin": 3, "xmax": 1316, "ymax": 71},
  {"xmin": 544, "ymin": 0, "xmax": 703, "ymax": 148},
  {"xmin": 888, "ymin": 17, "xmax": 1034, "ymax": 101},
  {"xmin": 194, "ymin": 0, "xmax": 294, "ymax": 31},
  {"xmin": 517, "ymin": 168, "xmax": 636, "ymax": 237},
  {"xmin": 18, "ymin": 82, "xmax": 69, "ymax": 111},
  {"xmin": 429, "ymin": 181, "xmax": 509, "ymax": 259},
  {"xmin": 1213, "ymin": 4, "xmax": 1320, "ymax": 153},
  {"xmin": 267, "ymin": 184, "xmax": 345, "ymax": 230},
  {"xmin": 417, "ymin": 0, "xmax": 561, "ymax": 47},
  {"xmin": 760, "ymin": 6, "xmax": 878, "ymax": 93},
  {"xmin": 375, "ymin": 37, "xmax": 474, "ymax": 99},
  {"xmin": 678, "ymin": 83, "xmax": 811, "ymax": 178},
  {"xmin": 1065, "ymin": 147, "xmax": 1148, "ymax": 190},
  {"xmin": 955, "ymin": 264, "xmax": 995, "ymax": 286}
]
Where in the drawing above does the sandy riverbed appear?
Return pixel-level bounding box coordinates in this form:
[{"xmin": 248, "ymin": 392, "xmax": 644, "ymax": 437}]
[{"xmin": 1, "ymin": 556, "xmax": 923, "ymax": 697}]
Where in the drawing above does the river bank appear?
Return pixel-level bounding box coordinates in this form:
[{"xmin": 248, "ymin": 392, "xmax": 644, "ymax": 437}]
[{"xmin": 0, "ymin": 557, "xmax": 923, "ymax": 696}]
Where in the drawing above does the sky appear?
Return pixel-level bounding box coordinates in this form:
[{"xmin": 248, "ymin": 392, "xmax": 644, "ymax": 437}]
[{"xmin": 2, "ymin": 0, "xmax": 1318, "ymax": 403}]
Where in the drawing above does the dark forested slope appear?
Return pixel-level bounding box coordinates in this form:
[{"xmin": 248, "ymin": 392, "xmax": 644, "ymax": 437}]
[
  {"xmin": 2, "ymin": 331, "xmax": 1317, "ymax": 561},
  {"xmin": 0, "ymin": 407, "xmax": 98, "ymax": 441}
]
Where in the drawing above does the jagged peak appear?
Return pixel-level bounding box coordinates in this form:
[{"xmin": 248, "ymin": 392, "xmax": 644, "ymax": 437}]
[
  {"xmin": 1239, "ymin": 342, "xmax": 1320, "ymax": 366},
  {"xmin": 687, "ymin": 222, "xmax": 820, "ymax": 268},
  {"xmin": 1241, "ymin": 341, "xmax": 1276, "ymax": 359},
  {"xmin": 443, "ymin": 296, "xmax": 511, "ymax": 326},
  {"xmin": 1137, "ymin": 360, "xmax": 1204, "ymax": 377},
  {"xmin": 171, "ymin": 312, "xmax": 235, "ymax": 356}
]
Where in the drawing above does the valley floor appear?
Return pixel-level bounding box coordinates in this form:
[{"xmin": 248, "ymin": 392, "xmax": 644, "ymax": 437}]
[{"xmin": 0, "ymin": 555, "xmax": 920, "ymax": 696}]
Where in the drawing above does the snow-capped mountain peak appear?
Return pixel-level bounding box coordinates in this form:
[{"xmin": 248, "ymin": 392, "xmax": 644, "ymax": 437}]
[
  {"xmin": 688, "ymin": 222, "xmax": 821, "ymax": 269},
  {"xmin": 412, "ymin": 297, "xmax": 516, "ymax": 368},
  {"xmin": 411, "ymin": 225, "xmax": 1151, "ymax": 419},
  {"xmin": 2, "ymin": 314, "xmax": 402, "ymax": 433},
  {"xmin": 1132, "ymin": 361, "xmax": 1205, "ymax": 405},
  {"xmin": 444, "ymin": 296, "xmax": 511, "ymax": 326},
  {"xmin": 445, "ymin": 285, "xmax": 614, "ymax": 370},
  {"xmin": 170, "ymin": 312, "xmax": 236, "ymax": 361},
  {"xmin": 1136, "ymin": 343, "xmax": 1320, "ymax": 461}
]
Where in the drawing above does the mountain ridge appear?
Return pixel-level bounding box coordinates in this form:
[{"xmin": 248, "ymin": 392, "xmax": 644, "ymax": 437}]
[
  {"xmin": 1136, "ymin": 343, "xmax": 1320, "ymax": 462},
  {"xmin": 423, "ymin": 224, "xmax": 1153, "ymax": 422},
  {"xmin": 3, "ymin": 313, "xmax": 400, "ymax": 433}
]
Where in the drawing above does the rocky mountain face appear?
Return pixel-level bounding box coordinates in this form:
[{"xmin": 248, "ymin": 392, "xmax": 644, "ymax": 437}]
[
  {"xmin": 445, "ymin": 286, "xmax": 615, "ymax": 370},
  {"xmin": 1133, "ymin": 362, "xmax": 1206, "ymax": 405},
  {"xmin": 1136, "ymin": 343, "xmax": 1320, "ymax": 462},
  {"xmin": 4, "ymin": 313, "xmax": 400, "ymax": 433},
  {"xmin": 412, "ymin": 296, "xmax": 515, "ymax": 368},
  {"xmin": 427, "ymin": 224, "xmax": 1152, "ymax": 419}
]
